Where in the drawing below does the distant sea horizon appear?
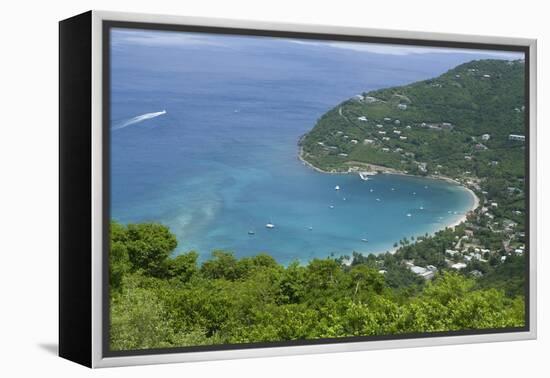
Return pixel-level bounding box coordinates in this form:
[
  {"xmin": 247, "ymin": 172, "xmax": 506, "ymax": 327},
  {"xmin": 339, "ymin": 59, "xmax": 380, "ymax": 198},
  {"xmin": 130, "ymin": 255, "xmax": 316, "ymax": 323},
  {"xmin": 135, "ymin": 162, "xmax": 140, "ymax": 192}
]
[{"xmin": 109, "ymin": 28, "xmax": 514, "ymax": 264}]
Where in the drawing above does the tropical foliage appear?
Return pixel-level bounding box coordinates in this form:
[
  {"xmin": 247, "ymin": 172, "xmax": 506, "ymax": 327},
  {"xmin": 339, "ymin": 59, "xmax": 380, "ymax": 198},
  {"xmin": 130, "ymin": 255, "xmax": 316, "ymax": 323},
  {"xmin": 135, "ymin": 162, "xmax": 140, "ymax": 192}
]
[{"xmin": 109, "ymin": 222, "xmax": 524, "ymax": 351}]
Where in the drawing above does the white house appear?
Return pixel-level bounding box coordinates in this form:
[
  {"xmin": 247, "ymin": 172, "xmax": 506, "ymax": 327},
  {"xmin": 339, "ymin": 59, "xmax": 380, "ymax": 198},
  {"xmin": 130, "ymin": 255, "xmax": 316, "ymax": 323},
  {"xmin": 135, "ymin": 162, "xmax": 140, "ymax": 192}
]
[
  {"xmin": 364, "ymin": 96, "xmax": 377, "ymax": 103},
  {"xmin": 397, "ymin": 103, "xmax": 408, "ymax": 110},
  {"xmin": 481, "ymin": 133, "xmax": 490, "ymax": 141},
  {"xmin": 509, "ymin": 134, "xmax": 525, "ymax": 141},
  {"xmin": 451, "ymin": 262, "xmax": 467, "ymax": 270},
  {"xmin": 409, "ymin": 265, "xmax": 436, "ymax": 280}
]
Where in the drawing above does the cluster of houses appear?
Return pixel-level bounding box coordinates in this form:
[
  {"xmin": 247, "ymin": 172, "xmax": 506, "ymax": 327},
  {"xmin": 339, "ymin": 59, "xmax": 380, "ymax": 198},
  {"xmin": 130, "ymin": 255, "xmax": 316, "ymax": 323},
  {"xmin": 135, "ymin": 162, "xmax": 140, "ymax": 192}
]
[
  {"xmin": 403, "ymin": 177, "xmax": 525, "ymax": 280},
  {"xmin": 405, "ymin": 231, "xmax": 525, "ymax": 281},
  {"xmin": 314, "ymin": 112, "xmax": 415, "ymax": 158}
]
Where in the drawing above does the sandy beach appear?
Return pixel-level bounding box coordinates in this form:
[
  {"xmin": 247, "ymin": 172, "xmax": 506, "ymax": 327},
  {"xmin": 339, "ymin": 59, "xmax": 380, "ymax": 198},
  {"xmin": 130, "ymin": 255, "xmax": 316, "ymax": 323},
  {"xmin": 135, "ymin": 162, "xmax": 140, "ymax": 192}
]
[{"xmin": 446, "ymin": 185, "xmax": 480, "ymax": 229}]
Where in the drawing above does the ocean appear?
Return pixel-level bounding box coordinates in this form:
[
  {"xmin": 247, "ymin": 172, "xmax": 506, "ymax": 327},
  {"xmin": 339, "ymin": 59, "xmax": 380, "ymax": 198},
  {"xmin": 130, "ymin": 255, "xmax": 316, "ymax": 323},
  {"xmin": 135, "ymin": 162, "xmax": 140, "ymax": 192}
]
[{"xmin": 109, "ymin": 29, "xmax": 509, "ymax": 264}]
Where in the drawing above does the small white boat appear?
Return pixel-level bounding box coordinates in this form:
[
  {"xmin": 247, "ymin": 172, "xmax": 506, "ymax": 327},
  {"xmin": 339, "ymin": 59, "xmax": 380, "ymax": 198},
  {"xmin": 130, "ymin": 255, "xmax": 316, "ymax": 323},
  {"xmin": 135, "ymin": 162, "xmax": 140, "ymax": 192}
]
[
  {"xmin": 407, "ymin": 213, "xmax": 412, "ymax": 217},
  {"xmin": 248, "ymin": 230, "xmax": 255, "ymax": 235},
  {"xmin": 391, "ymin": 187, "xmax": 395, "ymax": 191},
  {"xmin": 265, "ymin": 223, "xmax": 275, "ymax": 229},
  {"xmin": 370, "ymin": 189, "xmax": 374, "ymax": 192},
  {"xmin": 420, "ymin": 206, "xmax": 424, "ymax": 210},
  {"xmin": 335, "ymin": 185, "xmax": 340, "ymax": 190},
  {"xmin": 361, "ymin": 238, "xmax": 368, "ymax": 243},
  {"xmin": 308, "ymin": 226, "xmax": 313, "ymax": 231},
  {"xmin": 412, "ymin": 192, "xmax": 416, "ymax": 195},
  {"xmin": 343, "ymin": 197, "xmax": 347, "ymax": 201},
  {"xmin": 329, "ymin": 205, "xmax": 335, "ymax": 209},
  {"xmin": 376, "ymin": 198, "xmax": 381, "ymax": 202}
]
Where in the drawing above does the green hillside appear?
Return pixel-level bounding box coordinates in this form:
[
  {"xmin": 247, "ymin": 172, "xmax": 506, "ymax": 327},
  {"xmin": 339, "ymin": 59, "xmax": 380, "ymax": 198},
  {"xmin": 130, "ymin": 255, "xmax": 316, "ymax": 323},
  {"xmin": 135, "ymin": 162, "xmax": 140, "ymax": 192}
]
[
  {"xmin": 300, "ymin": 59, "xmax": 526, "ymax": 179},
  {"xmin": 299, "ymin": 58, "xmax": 528, "ymax": 313},
  {"xmin": 109, "ymin": 222, "xmax": 525, "ymax": 351}
]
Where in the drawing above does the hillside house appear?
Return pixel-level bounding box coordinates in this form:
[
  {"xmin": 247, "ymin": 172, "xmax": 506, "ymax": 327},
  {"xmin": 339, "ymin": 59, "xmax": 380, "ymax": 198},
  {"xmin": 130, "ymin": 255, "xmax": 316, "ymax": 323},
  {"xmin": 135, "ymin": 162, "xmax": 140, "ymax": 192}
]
[
  {"xmin": 364, "ymin": 96, "xmax": 377, "ymax": 103},
  {"xmin": 451, "ymin": 262, "xmax": 467, "ymax": 270},
  {"xmin": 509, "ymin": 134, "xmax": 525, "ymax": 141}
]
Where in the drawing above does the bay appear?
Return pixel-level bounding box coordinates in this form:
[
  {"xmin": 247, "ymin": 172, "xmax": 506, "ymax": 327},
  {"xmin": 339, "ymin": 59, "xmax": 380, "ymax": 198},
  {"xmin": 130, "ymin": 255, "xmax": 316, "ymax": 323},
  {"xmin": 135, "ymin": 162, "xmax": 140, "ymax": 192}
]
[{"xmin": 109, "ymin": 29, "xmax": 502, "ymax": 263}]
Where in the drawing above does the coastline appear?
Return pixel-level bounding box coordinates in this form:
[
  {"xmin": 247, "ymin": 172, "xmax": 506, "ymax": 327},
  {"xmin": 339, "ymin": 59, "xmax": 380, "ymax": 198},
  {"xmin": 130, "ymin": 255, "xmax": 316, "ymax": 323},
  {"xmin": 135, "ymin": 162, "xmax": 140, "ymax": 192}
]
[
  {"xmin": 446, "ymin": 185, "xmax": 480, "ymax": 229},
  {"xmin": 298, "ymin": 146, "xmax": 481, "ymax": 255}
]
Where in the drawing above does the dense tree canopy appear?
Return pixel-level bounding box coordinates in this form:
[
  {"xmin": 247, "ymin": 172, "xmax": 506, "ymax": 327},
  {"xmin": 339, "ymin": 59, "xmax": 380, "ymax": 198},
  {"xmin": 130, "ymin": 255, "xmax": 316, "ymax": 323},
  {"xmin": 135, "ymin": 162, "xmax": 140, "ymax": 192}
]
[{"xmin": 109, "ymin": 221, "xmax": 525, "ymax": 351}]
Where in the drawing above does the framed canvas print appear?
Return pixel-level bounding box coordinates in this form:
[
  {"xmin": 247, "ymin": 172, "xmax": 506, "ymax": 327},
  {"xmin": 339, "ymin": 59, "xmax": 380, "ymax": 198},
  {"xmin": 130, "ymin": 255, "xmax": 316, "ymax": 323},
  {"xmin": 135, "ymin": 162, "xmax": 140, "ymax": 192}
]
[{"xmin": 59, "ymin": 10, "xmax": 537, "ymax": 368}]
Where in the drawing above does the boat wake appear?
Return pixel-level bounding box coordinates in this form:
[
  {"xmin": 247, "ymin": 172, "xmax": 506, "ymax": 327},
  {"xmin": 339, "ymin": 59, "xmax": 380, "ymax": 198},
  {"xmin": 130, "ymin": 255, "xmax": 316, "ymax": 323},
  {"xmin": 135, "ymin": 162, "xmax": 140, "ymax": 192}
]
[{"xmin": 112, "ymin": 110, "xmax": 167, "ymax": 131}]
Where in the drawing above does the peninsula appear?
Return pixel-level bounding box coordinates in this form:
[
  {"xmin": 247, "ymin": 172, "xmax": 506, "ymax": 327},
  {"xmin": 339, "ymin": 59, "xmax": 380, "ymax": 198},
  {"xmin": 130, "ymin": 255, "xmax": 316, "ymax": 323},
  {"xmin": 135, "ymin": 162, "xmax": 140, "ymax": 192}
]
[{"xmin": 299, "ymin": 59, "xmax": 526, "ymax": 288}]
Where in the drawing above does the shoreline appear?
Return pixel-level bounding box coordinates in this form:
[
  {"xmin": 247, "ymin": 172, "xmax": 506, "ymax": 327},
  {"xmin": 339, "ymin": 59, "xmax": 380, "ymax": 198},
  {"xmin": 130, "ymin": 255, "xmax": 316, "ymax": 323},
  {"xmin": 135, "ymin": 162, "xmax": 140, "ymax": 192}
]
[
  {"xmin": 445, "ymin": 185, "xmax": 480, "ymax": 229},
  {"xmin": 298, "ymin": 146, "xmax": 481, "ymax": 257},
  {"xmin": 298, "ymin": 146, "xmax": 479, "ymax": 212},
  {"xmin": 299, "ymin": 146, "xmax": 466, "ymax": 186}
]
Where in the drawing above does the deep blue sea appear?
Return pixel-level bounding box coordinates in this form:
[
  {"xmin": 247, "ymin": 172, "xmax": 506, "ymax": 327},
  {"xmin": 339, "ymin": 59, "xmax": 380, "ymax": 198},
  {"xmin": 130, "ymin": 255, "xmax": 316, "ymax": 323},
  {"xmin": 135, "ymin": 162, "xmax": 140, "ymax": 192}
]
[{"xmin": 109, "ymin": 29, "xmax": 514, "ymax": 263}]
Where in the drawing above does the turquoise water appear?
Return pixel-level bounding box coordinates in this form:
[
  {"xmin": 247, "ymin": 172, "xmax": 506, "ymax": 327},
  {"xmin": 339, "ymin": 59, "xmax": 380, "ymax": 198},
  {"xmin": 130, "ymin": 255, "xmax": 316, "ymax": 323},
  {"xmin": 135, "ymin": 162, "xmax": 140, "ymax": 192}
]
[{"xmin": 109, "ymin": 29, "xmax": 500, "ymax": 263}]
